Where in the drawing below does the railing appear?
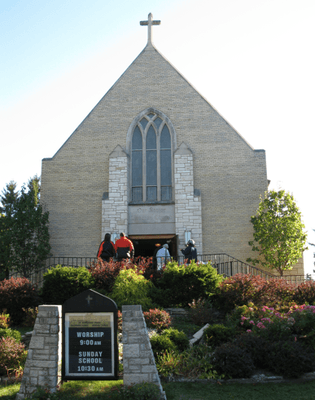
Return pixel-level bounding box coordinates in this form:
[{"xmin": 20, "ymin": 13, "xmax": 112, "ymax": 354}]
[{"xmin": 8, "ymin": 254, "xmax": 308, "ymax": 287}]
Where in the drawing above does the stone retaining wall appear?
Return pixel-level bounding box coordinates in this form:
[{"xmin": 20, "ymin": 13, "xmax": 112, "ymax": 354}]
[
  {"xmin": 16, "ymin": 305, "xmax": 62, "ymax": 399},
  {"xmin": 122, "ymin": 305, "xmax": 166, "ymax": 399}
]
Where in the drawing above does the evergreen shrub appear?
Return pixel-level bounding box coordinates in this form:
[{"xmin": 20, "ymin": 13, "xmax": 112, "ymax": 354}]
[
  {"xmin": 0, "ymin": 313, "xmax": 10, "ymax": 329},
  {"xmin": 110, "ymin": 268, "xmax": 153, "ymax": 310},
  {"xmin": 151, "ymin": 261, "xmax": 223, "ymax": 307},
  {"xmin": 41, "ymin": 265, "xmax": 95, "ymax": 304},
  {"xmin": 212, "ymin": 342, "xmax": 254, "ymax": 379},
  {"xmin": 0, "ymin": 277, "xmax": 40, "ymax": 325},
  {"xmin": 203, "ymin": 324, "xmax": 235, "ymax": 348},
  {"xmin": 234, "ymin": 333, "xmax": 269, "ymax": 369},
  {"xmin": 150, "ymin": 334, "xmax": 176, "ymax": 357},
  {"xmin": 161, "ymin": 328, "xmax": 189, "ymax": 352},
  {"xmin": 0, "ymin": 328, "xmax": 22, "ymax": 342},
  {"xmin": 266, "ymin": 340, "xmax": 315, "ymax": 378}
]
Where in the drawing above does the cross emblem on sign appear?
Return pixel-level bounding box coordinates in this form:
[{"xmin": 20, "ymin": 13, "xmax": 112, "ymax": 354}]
[
  {"xmin": 86, "ymin": 295, "xmax": 93, "ymax": 306},
  {"xmin": 140, "ymin": 13, "xmax": 161, "ymax": 45}
]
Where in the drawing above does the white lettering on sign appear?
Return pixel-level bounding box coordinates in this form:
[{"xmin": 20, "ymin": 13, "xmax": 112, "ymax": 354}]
[
  {"xmin": 78, "ymin": 358, "xmax": 102, "ymax": 364},
  {"xmin": 76, "ymin": 331, "xmax": 105, "ymax": 338},
  {"xmin": 78, "ymin": 351, "xmax": 103, "ymax": 357}
]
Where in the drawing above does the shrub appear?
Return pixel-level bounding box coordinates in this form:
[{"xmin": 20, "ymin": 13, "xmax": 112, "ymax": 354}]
[
  {"xmin": 0, "ymin": 277, "xmax": 40, "ymax": 325},
  {"xmin": 266, "ymin": 340, "xmax": 315, "ymax": 378},
  {"xmin": 151, "ymin": 261, "xmax": 223, "ymax": 307},
  {"xmin": 293, "ymin": 280, "xmax": 315, "ymax": 305},
  {"xmin": 0, "ymin": 336, "xmax": 27, "ymax": 376},
  {"xmin": 143, "ymin": 308, "xmax": 171, "ymax": 332},
  {"xmin": 110, "ymin": 268, "xmax": 153, "ymax": 310},
  {"xmin": 150, "ymin": 334, "xmax": 176, "ymax": 357},
  {"xmin": 160, "ymin": 328, "xmax": 189, "ymax": 352},
  {"xmin": 0, "ymin": 328, "xmax": 22, "ymax": 342},
  {"xmin": 21, "ymin": 307, "xmax": 38, "ymax": 327},
  {"xmin": 0, "ymin": 313, "xmax": 10, "ymax": 329},
  {"xmin": 212, "ymin": 342, "xmax": 254, "ymax": 379},
  {"xmin": 214, "ymin": 274, "xmax": 265, "ymax": 313},
  {"xmin": 203, "ymin": 324, "xmax": 235, "ymax": 348},
  {"xmin": 108, "ymin": 382, "xmax": 161, "ymax": 400},
  {"xmin": 188, "ymin": 298, "xmax": 218, "ymax": 326},
  {"xmin": 41, "ymin": 265, "xmax": 95, "ymax": 304},
  {"xmin": 234, "ymin": 333, "xmax": 269, "ymax": 369},
  {"xmin": 214, "ymin": 274, "xmax": 296, "ymax": 313},
  {"xmin": 89, "ymin": 259, "xmax": 122, "ymax": 293}
]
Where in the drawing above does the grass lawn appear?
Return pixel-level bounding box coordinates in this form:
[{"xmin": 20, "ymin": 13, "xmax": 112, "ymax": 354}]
[{"xmin": 2, "ymin": 379, "xmax": 315, "ymax": 400}]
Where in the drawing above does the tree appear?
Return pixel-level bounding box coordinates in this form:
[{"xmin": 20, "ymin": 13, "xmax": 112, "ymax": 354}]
[
  {"xmin": 247, "ymin": 190, "xmax": 307, "ymax": 276},
  {"xmin": 0, "ymin": 177, "xmax": 51, "ymax": 278},
  {"xmin": 0, "ymin": 182, "xmax": 18, "ymax": 279}
]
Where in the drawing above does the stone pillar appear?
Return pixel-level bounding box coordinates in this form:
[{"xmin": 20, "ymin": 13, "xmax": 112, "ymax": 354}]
[
  {"xmin": 174, "ymin": 142, "xmax": 203, "ymax": 255},
  {"xmin": 16, "ymin": 305, "xmax": 62, "ymax": 399},
  {"xmin": 102, "ymin": 145, "xmax": 129, "ymax": 239},
  {"xmin": 122, "ymin": 305, "xmax": 166, "ymax": 400}
]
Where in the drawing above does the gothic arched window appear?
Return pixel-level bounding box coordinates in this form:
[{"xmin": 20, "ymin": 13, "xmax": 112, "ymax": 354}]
[{"xmin": 131, "ymin": 112, "xmax": 172, "ymax": 203}]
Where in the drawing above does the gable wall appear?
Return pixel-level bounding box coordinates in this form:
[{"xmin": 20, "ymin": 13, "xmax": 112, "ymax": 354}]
[{"xmin": 41, "ymin": 45, "xmax": 270, "ymax": 266}]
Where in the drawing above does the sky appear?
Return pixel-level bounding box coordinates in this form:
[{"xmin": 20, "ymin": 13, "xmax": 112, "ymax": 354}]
[{"xmin": 1, "ymin": 0, "xmax": 315, "ymax": 275}]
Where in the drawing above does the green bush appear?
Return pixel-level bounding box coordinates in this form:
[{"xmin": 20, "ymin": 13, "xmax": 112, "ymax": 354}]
[
  {"xmin": 0, "ymin": 277, "xmax": 40, "ymax": 325},
  {"xmin": 0, "ymin": 328, "xmax": 22, "ymax": 342},
  {"xmin": 0, "ymin": 336, "xmax": 27, "ymax": 376},
  {"xmin": 212, "ymin": 342, "xmax": 254, "ymax": 379},
  {"xmin": 234, "ymin": 333, "xmax": 269, "ymax": 369},
  {"xmin": 110, "ymin": 267, "xmax": 153, "ymax": 310},
  {"xmin": 203, "ymin": 324, "xmax": 235, "ymax": 348},
  {"xmin": 150, "ymin": 327, "xmax": 189, "ymax": 357},
  {"xmin": 161, "ymin": 328, "xmax": 189, "ymax": 352},
  {"xmin": 150, "ymin": 334, "xmax": 176, "ymax": 357},
  {"xmin": 0, "ymin": 313, "xmax": 10, "ymax": 329},
  {"xmin": 41, "ymin": 265, "xmax": 95, "ymax": 304},
  {"xmin": 151, "ymin": 261, "xmax": 223, "ymax": 307},
  {"xmin": 266, "ymin": 340, "xmax": 315, "ymax": 378}
]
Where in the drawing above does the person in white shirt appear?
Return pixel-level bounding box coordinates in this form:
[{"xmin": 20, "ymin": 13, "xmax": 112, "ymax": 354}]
[{"xmin": 156, "ymin": 244, "xmax": 170, "ymax": 270}]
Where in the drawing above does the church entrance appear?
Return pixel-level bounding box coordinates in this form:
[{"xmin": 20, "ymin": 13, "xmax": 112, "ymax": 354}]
[{"xmin": 129, "ymin": 234, "xmax": 177, "ymax": 260}]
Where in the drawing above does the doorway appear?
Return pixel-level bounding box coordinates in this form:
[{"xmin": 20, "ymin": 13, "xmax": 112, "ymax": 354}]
[{"xmin": 129, "ymin": 234, "xmax": 177, "ymax": 260}]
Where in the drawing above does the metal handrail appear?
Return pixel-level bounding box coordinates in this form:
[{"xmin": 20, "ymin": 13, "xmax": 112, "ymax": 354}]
[{"xmin": 8, "ymin": 254, "xmax": 308, "ymax": 287}]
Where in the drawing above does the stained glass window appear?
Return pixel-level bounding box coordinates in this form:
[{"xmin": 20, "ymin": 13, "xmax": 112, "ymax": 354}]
[{"xmin": 131, "ymin": 113, "xmax": 173, "ymax": 203}]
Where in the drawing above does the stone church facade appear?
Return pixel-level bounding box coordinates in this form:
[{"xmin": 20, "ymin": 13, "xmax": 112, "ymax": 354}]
[{"xmin": 40, "ymin": 14, "xmax": 303, "ymax": 275}]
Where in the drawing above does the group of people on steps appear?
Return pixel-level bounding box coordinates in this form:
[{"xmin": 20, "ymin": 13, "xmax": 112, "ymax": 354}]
[{"xmin": 97, "ymin": 232, "xmax": 197, "ymax": 269}]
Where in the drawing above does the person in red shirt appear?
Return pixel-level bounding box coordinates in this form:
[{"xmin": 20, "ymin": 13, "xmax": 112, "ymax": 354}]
[
  {"xmin": 97, "ymin": 233, "xmax": 115, "ymax": 262},
  {"xmin": 114, "ymin": 232, "xmax": 134, "ymax": 261}
]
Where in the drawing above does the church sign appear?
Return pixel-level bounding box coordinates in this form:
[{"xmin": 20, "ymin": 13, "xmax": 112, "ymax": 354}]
[{"xmin": 62, "ymin": 289, "xmax": 118, "ymax": 380}]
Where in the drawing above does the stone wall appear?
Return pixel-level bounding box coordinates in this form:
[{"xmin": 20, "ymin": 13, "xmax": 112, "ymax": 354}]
[
  {"xmin": 122, "ymin": 305, "xmax": 166, "ymax": 400},
  {"xmin": 16, "ymin": 305, "xmax": 62, "ymax": 399},
  {"xmin": 102, "ymin": 146, "xmax": 128, "ymax": 239},
  {"xmin": 174, "ymin": 143, "xmax": 203, "ymax": 255}
]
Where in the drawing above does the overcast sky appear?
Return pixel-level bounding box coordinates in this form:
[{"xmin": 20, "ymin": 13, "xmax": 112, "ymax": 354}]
[{"xmin": 1, "ymin": 0, "xmax": 314, "ymax": 274}]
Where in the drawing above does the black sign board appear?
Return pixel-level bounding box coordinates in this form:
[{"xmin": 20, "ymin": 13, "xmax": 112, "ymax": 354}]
[{"xmin": 62, "ymin": 289, "xmax": 118, "ymax": 380}]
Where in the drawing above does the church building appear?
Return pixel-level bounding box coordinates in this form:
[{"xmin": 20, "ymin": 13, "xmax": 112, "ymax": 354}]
[{"xmin": 41, "ymin": 14, "xmax": 280, "ymax": 268}]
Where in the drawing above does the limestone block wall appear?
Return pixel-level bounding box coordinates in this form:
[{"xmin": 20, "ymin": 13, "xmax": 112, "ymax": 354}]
[
  {"xmin": 17, "ymin": 305, "xmax": 62, "ymax": 399},
  {"xmin": 122, "ymin": 305, "xmax": 166, "ymax": 400},
  {"xmin": 174, "ymin": 143, "xmax": 203, "ymax": 255},
  {"xmin": 102, "ymin": 146, "xmax": 129, "ymax": 239}
]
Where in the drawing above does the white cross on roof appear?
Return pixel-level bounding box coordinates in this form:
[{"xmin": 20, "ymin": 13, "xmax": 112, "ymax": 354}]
[{"xmin": 140, "ymin": 13, "xmax": 161, "ymax": 45}]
